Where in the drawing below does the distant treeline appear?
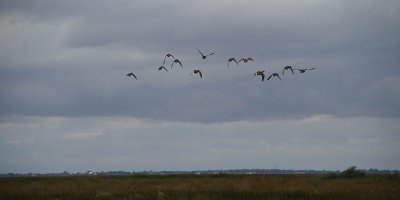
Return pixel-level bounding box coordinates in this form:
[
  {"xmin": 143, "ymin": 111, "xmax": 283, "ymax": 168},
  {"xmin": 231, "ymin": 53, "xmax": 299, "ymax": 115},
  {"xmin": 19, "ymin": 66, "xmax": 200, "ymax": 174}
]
[{"xmin": 1, "ymin": 168, "xmax": 399, "ymax": 177}]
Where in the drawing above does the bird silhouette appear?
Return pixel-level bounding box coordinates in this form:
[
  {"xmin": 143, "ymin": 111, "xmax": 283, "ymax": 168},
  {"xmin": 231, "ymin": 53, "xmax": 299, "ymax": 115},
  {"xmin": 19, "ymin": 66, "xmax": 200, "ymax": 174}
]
[
  {"xmin": 163, "ymin": 53, "xmax": 175, "ymax": 65},
  {"xmin": 282, "ymin": 66, "xmax": 294, "ymax": 75},
  {"xmin": 192, "ymin": 69, "xmax": 203, "ymax": 78},
  {"xmin": 254, "ymin": 70, "xmax": 266, "ymax": 82},
  {"xmin": 238, "ymin": 57, "xmax": 254, "ymax": 64},
  {"xmin": 170, "ymin": 59, "xmax": 183, "ymax": 68},
  {"xmin": 197, "ymin": 49, "xmax": 215, "ymax": 60},
  {"xmin": 158, "ymin": 66, "xmax": 168, "ymax": 72},
  {"xmin": 294, "ymin": 68, "xmax": 316, "ymax": 73},
  {"xmin": 267, "ymin": 73, "xmax": 282, "ymax": 81},
  {"xmin": 227, "ymin": 58, "xmax": 238, "ymax": 68},
  {"xmin": 126, "ymin": 72, "xmax": 137, "ymax": 80}
]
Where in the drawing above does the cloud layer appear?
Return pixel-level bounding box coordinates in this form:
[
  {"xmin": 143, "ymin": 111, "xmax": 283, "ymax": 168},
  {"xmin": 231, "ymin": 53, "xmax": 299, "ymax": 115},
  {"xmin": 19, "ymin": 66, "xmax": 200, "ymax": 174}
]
[{"xmin": 1, "ymin": 0, "xmax": 399, "ymax": 172}]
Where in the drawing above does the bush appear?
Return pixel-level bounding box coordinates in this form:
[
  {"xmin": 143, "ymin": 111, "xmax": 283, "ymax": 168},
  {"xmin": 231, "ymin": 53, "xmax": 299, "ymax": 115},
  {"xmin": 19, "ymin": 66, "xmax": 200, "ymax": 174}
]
[
  {"xmin": 340, "ymin": 166, "xmax": 366, "ymax": 178},
  {"xmin": 321, "ymin": 166, "xmax": 366, "ymax": 179}
]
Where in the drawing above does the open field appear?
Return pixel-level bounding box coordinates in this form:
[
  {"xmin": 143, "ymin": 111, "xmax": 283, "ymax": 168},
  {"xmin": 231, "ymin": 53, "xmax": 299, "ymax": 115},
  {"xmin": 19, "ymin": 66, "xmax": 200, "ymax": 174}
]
[{"xmin": 1, "ymin": 174, "xmax": 399, "ymax": 200}]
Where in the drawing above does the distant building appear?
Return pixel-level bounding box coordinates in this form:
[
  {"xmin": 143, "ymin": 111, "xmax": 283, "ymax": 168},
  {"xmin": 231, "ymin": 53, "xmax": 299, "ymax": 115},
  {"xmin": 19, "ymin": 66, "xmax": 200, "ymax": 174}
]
[{"xmin": 87, "ymin": 171, "xmax": 96, "ymax": 175}]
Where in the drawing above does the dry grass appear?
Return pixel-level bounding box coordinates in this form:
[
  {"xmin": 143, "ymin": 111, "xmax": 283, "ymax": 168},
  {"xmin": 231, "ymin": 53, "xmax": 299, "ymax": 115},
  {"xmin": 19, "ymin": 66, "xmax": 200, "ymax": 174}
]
[{"xmin": 0, "ymin": 174, "xmax": 399, "ymax": 199}]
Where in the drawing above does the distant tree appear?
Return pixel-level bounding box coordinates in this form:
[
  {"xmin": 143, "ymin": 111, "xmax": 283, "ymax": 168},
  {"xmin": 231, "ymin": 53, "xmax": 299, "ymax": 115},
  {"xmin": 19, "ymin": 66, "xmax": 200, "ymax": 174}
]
[
  {"xmin": 340, "ymin": 166, "xmax": 366, "ymax": 178},
  {"xmin": 321, "ymin": 166, "xmax": 366, "ymax": 179}
]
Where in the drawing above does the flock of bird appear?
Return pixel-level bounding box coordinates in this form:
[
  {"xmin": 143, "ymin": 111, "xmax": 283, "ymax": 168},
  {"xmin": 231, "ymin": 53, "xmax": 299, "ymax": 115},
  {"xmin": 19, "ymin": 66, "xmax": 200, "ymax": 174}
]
[{"xmin": 126, "ymin": 49, "xmax": 316, "ymax": 82}]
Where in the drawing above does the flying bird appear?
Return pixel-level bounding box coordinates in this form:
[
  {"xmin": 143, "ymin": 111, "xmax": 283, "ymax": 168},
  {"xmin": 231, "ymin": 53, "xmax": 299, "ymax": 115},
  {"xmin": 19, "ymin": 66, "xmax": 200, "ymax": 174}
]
[
  {"xmin": 294, "ymin": 68, "xmax": 316, "ymax": 73},
  {"xmin": 163, "ymin": 53, "xmax": 175, "ymax": 65},
  {"xmin": 126, "ymin": 72, "xmax": 137, "ymax": 80},
  {"xmin": 192, "ymin": 69, "xmax": 203, "ymax": 78},
  {"xmin": 267, "ymin": 73, "xmax": 282, "ymax": 81},
  {"xmin": 254, "ymin": 70, "xmax": 266, "ymax": 82},
  {"xmin": 170, "ymin": 59, "xmax": 183, "ymax": 68},
  {"xmin": 238, "ymin": 57, "xmax": 254, "ymax": 64},
  {"xmin": 227, "ymin": 58, "xmax": 238, "ymax": 68},
  {"xmin": 158, "ymin": 66, "xmax": 168, "ymax": 72},
  {"xmin": 282, "ymin": 66, "xmax": 294, "ymax": 75},
  {"xmin": 197, "ymin": 49, "xmax": 215, "ymax": 60}
]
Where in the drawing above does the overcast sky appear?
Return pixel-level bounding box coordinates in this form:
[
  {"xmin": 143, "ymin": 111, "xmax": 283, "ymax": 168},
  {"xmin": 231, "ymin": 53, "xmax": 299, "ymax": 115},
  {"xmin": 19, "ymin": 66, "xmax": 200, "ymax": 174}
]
[{"xmin": 1, "ymin": 0, "xmax": 399, "ymax": 173}]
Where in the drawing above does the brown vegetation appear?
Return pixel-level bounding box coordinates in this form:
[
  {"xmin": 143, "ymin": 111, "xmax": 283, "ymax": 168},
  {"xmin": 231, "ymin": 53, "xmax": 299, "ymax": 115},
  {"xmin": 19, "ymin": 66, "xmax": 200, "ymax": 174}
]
[{"xmin": 0, "ymin": 174, "xmax": 399, "ymax": 200}]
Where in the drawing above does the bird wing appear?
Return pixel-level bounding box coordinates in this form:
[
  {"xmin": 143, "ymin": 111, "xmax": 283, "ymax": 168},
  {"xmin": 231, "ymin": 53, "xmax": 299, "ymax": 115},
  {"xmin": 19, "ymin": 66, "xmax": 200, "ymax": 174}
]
[
  {"xmin": 238, "ymin": 58, "xmax": 245, "ymax": 63},
  {"xmin": 197, "ymin": 49, "xmax": 204, "ymax": 57},
  {"xmin": 228, "ymin": 58, "xmax": 237, "ymax": 68},
  {"xmin": 276, "ymin": 74, "xmax": 282, "ymax": 81},
  {"xmin": 267, "ymin": 74, "xmax": 273, "ymax": 80},
  {"xmin": 198, "ymin": 70, "xmax": 202, "ymax": 78},
  {"xmin": 176, "ymin": 60, "xmax": 183, "ymax": 68},
  {"xmin": 161, "ymin": 66, "xmax": 167, "ymax": 71},
  {"xmin": 261, "ymin": 73, "xmax": 265, "ymax": 81},
  {"xmin": 293, "ymin": 68, "xmax": 301, "ymax": 72},
  {"xmin": 290, "ymin": 68, "xmax": 294, "ymax": 74},
  {"xmin": 206, "ymin": 52, "xmax": 215, "ymax": 57},
  {"xmin": 163, "ymin": 55, "xmax": 167, "ymax": 65},
  {"xmin": 247, "ymin": 57, "xmax": 253, "ymax": 61},
  {"xmin": 232, "ymin": 58, "xmax": 238, "ymax": 64},
  {"xmin": 282, "ymin": 68, "xmax": 285, "ymax": 75},
  {"xmin": 132, "ymin": 73, "xmax": 137, "ymax": 80}
]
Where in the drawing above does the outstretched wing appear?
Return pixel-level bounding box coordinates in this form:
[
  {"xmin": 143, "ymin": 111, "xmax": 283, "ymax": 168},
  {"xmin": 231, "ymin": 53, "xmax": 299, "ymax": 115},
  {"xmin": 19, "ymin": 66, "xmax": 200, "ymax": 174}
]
[
  {"xmin": 163, "ymin": 55, "xmax": 167, "ymax": 65},
  {"xmin": 228, "ymin": 58, "xmax": 237, "ymax": 68},
  {"xmin": 159, "ymin": 66, "xmax": 167, "ymax": 71},
  {"xmin": 198, "ymin": 70, "xmax": 202, "ymax": 78},
  {"xmin": 293, "ymin": 68, "xmax": 304, "ymax": 73},
  {"xmin": 176, "ymin": 59, "xmax": 183, "ymax": 68},
  {"xmin": 267, "ymin": 74, "xmax": 273, "ymax": 80},
  {"xmin": 276, "ymin": 74, "xmax": 282, "ymax": 81},
  {"xmin": 238, "ymin": 58, "xmax": 246, "ymax": 63},
  {"xmin": 232, "ymin": 58, "xmax": 238, "ymax": 64},
  {"xmin": 261, "ymin": 73, "xmax": 265, "ymax": 82},
  {"xmin": 247, "ymin": 57, "xmax": 254, "ymax": 61},
  {"xmin": 206, "ymin": 52, "xmax": 215, "ymax": 57},
  {"xmin": 164, "ymin": 54, "xmax": 175, "ymax": 64},
  {"xmin": 127, "ymin": 72, "xmax": 137, "ymax": 79},
  {"xmin": 197, "ymin": 49, "xmax": 204, "ymax": 57}
]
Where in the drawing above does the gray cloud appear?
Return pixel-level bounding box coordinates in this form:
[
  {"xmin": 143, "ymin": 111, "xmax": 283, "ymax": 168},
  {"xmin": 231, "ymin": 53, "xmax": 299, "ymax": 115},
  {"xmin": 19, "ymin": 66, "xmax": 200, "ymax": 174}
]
[
  {"xmin": 0, "ymin": 0, "xmax": 399, "ymax": 172},
  {"xmin": 0, "ymin": 115, "xmax": 399, "ymax": 173}
]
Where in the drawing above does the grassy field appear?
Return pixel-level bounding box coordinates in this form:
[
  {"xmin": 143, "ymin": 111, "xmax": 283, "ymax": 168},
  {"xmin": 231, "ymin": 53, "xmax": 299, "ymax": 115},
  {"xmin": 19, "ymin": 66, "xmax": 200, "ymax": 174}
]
[{"xmin": 0, "ymin": 174, "xmax": 399, "ymax": 200}]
